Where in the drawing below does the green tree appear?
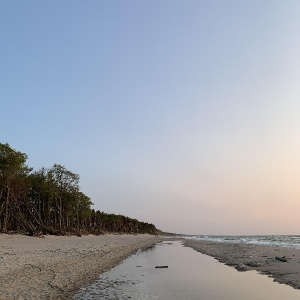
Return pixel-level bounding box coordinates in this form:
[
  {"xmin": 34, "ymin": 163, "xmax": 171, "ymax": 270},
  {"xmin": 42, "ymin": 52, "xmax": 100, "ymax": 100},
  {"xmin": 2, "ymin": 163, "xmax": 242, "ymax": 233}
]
[
  {"xmin": 0, "ymin": 143, "xmax": 159, "ymax": 235},
  {"xmin": 0, "ymin": 143, "xmax": 32, "ymax": 231},
  {"xmin": 48, "ymin": 164, "xmax": 80, "ymax": 232}
]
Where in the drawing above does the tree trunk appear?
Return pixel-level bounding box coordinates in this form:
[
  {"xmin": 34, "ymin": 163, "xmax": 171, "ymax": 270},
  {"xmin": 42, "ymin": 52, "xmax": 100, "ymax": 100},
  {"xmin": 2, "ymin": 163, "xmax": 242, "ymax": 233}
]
[{"xmin": 3, "ymin": 186, "xmax": 10, "ymax": 231}]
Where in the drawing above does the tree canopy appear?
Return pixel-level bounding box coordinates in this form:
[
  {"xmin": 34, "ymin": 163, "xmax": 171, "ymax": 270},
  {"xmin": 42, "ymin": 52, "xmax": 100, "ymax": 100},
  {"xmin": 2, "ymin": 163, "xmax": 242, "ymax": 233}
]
[{"xmin": 0, "ymin": 143, "xmax": 159, "ymax": 236}]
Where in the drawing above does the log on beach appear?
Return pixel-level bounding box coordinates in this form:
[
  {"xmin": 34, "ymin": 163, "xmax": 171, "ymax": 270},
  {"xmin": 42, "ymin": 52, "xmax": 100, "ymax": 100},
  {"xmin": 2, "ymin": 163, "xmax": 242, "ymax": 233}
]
[{"xmin": 275, "ymin": 256, "xmax": 288, "ymax": 262}]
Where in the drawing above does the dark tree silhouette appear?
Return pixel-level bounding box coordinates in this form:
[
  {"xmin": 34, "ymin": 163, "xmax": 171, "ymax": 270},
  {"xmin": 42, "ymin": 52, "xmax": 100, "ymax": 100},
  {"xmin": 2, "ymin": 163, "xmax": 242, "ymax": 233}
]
[{"xmin": 0, "ymin": 143, "xmax": 159, "ymax": 236}]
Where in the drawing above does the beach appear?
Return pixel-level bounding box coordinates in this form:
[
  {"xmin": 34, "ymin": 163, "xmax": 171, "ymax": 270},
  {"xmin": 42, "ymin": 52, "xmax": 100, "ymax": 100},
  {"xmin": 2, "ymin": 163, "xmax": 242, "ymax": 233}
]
[
  {"xmin": 2, "ymin": 234, "xmax": 300, "ymax": 299},
  {"xmin": 0, "ymin": 234, "xmax": 161, "ymax": 299},
  {"xmin": 184, "ymin": 239, "xmax": 300, "ymax": 290}
]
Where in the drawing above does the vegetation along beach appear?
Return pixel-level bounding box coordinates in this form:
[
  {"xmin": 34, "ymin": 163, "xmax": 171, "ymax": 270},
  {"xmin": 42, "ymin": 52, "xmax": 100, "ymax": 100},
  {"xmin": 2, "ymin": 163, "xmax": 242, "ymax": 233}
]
[
  {"xmin": 1, "ymin": 143, "xmax": 300, "ymax": 298},
  {"xmin": 0, "ymin": 143, "xmax": 161, "ymax": 299},
  {"xmin": 0, "ymin": 143, "xmax": 158, "ymax": 236}
]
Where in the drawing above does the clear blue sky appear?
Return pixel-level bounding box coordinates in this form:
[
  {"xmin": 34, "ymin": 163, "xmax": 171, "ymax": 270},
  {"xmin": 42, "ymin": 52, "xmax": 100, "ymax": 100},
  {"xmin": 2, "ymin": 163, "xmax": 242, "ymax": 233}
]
[{"xmin": 1, "ymin": 1, "xmax": 300, "ymax": 234}]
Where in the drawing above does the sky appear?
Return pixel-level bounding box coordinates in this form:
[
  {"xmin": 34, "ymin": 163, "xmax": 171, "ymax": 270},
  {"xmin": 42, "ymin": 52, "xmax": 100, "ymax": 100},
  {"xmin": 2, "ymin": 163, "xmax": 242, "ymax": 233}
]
[{"xmin": 1, "ymin": 1, "xmax": 300, "ymax": 235}]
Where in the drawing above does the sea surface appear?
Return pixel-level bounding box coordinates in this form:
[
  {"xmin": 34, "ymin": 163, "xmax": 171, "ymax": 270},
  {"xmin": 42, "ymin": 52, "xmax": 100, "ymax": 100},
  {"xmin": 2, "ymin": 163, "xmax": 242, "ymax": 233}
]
[
  {"xmin": 184, "ymin": 235, "xmax": 300, "ymax": 249},
  {"xmin": 74, "ymin": 241, "xmax": 300, "ymax": 300}
]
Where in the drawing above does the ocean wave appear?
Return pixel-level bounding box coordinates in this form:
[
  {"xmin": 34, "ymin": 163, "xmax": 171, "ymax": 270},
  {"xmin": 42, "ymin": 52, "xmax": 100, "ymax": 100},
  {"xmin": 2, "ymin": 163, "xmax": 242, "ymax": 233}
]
[{"xmin": 184, "ymin": 235, "xmax": 300, "ymax": 249}]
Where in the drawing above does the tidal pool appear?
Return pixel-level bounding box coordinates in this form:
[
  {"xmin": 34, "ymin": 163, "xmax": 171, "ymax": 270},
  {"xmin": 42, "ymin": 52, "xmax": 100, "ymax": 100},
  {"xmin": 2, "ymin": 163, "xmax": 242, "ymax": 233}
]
[{"xmin": 74, "ymin": 241, "xmax": 300, "ymax": 299}]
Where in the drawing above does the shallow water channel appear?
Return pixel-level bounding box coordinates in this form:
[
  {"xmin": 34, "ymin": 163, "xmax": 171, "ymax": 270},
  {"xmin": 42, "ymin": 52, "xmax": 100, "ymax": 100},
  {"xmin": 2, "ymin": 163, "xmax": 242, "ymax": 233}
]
[{"xmin": 74, "ymin": 241, "xmax": 300, "ymax": 299}]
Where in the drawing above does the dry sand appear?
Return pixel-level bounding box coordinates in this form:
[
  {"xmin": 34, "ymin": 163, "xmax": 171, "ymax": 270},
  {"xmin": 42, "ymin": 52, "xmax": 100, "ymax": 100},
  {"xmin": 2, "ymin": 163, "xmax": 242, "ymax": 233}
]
[
  {"xmin": 184, "ymin": 239, "xmax": 300, "ymax": 290},
  {"xmin": 0, "ymin": 234, "xmax": 162, "ymax": 299}
]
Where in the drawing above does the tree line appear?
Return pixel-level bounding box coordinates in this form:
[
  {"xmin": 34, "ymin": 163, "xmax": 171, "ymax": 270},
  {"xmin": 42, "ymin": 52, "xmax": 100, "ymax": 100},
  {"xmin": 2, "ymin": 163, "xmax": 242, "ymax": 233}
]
[{"xmin": 0, "ymin": 143, "xmax": 159, "ymax": 236}]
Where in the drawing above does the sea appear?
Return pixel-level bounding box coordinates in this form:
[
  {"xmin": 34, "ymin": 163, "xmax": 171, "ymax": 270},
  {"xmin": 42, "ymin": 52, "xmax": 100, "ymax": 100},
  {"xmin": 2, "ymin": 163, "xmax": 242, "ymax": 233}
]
[{"xmin": 183, "ymin": 235, "xmax": 300, "ymax": 249}]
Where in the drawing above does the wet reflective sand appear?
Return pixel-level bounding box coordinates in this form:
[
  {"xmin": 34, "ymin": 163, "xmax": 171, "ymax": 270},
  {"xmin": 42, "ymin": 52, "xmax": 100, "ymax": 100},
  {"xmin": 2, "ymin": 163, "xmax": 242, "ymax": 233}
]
[{"xmin": 74, "ymin": 241, "xmax": 300, "ymax": 299}]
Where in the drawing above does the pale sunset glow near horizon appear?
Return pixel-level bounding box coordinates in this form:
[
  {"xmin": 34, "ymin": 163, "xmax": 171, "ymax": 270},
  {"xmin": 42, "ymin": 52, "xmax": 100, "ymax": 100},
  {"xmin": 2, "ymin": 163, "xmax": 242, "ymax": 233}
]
[{"xmin": 1, "ymin": 1, "xmax": 300, "ymax": 235}]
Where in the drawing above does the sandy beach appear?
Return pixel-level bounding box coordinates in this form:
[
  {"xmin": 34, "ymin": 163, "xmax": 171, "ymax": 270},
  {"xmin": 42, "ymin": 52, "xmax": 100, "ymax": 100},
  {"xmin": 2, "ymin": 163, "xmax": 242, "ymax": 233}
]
[
  {"xmin": 184, "ymin": 239, "xmax": 300, "ymax": 290},
  {"xmin": 0, "ymin": 234, "xmax": 161, "ymax": 299},
  {"xmin": 2, "ymin": 234, "xmax": 300, "ymax": 299}
]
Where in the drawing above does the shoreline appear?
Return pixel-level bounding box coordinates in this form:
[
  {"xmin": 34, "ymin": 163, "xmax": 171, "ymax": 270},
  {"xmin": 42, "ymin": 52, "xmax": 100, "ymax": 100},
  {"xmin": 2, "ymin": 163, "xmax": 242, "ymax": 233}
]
[
  {"xmin": 184, "ymin": 239, "xmax": 300, "ymax": 290},
  {"xmin": 0, "ymin": 234, "xmax": 162, "ymax": 299},
  {"xmin": 3, "ymin": 234, "xmax": 299, "ymax": 298},
  {"xmin": 74, "ymin": 240, "xmax": 300, "ymax": 299}
]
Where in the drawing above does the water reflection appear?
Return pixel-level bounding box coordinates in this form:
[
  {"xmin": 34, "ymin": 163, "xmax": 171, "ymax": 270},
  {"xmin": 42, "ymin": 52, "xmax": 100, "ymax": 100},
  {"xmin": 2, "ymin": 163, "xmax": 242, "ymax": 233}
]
[
  {"xmin": 137, "ymin": 243, "xmax": 157, "ymax": 253},
  {"xmin": 137, "ymin": 242, "xmax": 174, "ymax": 254},
  {"xmin": 74, "ymin": 241, "xmax": 300, "ymax": 300}
]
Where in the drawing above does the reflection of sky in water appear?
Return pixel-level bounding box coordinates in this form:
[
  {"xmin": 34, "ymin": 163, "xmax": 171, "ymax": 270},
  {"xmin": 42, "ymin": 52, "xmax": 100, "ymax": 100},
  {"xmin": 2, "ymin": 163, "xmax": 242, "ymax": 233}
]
[{"xmin": 74, "ymin": 241, "xmax": 300, "ymax": 300}]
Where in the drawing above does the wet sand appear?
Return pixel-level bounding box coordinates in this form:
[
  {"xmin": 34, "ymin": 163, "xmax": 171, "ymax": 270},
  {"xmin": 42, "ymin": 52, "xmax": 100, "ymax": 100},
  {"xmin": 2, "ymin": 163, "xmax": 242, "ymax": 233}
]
[
  {"xmin": 184, "ymin": 239, "xmax": 300, "ymax": 290},
  {"xmin": 0, "ymin": 234, "xmax": 161, "ymax": 299},
  {"xmin": 74, "ymin": 241, "xmax": 300, "ymax": 299}
]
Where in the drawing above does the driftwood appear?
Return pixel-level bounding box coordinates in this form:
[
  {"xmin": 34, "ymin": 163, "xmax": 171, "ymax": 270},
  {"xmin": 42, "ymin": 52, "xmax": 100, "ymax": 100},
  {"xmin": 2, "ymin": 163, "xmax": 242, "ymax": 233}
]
[
  {"xmin": 275, "ymin": 256, "xmax": 288, "ymax": 262},
  {"xmin": 155, "ymin": 266, "xmax": 168, "ymax": 268},
  {"xmin": 33, "ymin": 231, "xmax": 45, "ymax": 238}
]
